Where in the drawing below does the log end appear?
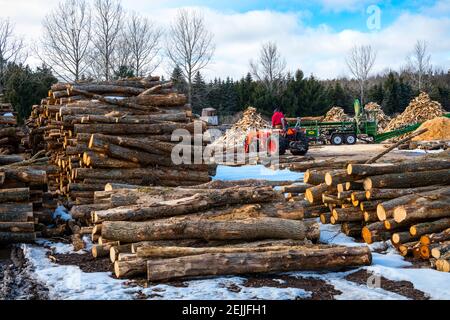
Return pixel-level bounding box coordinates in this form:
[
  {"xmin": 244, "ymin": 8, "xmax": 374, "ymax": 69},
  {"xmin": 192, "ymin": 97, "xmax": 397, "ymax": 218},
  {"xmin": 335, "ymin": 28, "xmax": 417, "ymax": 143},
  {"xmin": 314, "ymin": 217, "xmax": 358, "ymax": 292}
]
[
  {"xmin": 410, "ymin": 226, "xmax": 417, "ymax": 237},
  {"xmin": 347, "ymin": 164, "xmax": 353, "ymax": 175},
  {"xmin": 393, "ymin": 206, "xmax": 407, "ymax": 223},
  {"xmin": 337, "ymin": 184, "xmax": 344, "ymax": 194},
  {"xmin": 305, "ymin": 189, "xmax": 314, "ymax": 204},
  {"xmin": 304, "ymin": 170, "xmax": 311, "ymax": 184},
  {"xmin": 398, "ymin": 245, "xmax": 409, "ymax": 257},
  {"xmin": 324, "ymin": 173, "xmax": 333, "ymax": 186},
  {"xmin": 392, "ymin": 233, "xmax": 400, "ymax": 245},
  {"xmin": 361, "ymin": 227, "xmax": 373, "ymax": 244},
  {"xmin": 365, "ymin": 191, "xmax": 371, "ymax": 200},
  {"xmin": 384, "ymin": 220, "xmax": 392, "ymax": 230},
  {"xmin": 431, "ymin": 248, "xmax": 441, "ymax": 259},
  {"xmin": 377, "ymin": 205, "xmax": 387, "ymax": 221},
  {"xmin": 420, "ymin": 245, "xmax": 431, "ymax": 259},
  {"xmin": 420, "ymin": 235, "xmax": 430, "ymax": 246},
  {"xmin": 363, "ymin": 178, "xmax": 372, "ymax": 191}
]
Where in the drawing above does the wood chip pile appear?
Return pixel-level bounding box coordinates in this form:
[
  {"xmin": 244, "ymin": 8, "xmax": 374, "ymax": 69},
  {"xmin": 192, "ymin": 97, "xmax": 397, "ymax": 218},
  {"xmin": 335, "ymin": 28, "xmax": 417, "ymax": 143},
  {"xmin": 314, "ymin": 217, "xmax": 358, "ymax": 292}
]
[
  {"xmin": 411, "ymin": 117, "xmax": 450, "ymax": 141},
  {"xmin": 76, "ymin": 180, "xmax": 372, "ymax": 282},
  {"xmin": 303, "ymin": 154, "xmax": 450, "ymax": 273},
  {"xmin": 26, "ymin": 77, "xmax": 215, "ymax": 207},
  {"xmin": 364, "ymin": 102, "xmax": 391, "ymax": 133}
]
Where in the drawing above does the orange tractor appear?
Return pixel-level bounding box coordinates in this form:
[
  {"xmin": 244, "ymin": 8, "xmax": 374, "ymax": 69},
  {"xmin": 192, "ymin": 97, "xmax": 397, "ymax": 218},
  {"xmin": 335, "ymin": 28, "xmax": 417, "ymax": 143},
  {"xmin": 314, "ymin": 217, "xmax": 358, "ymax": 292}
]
[{"xmin": 244, "ymin": 125, "xmax": 309, "ymax": 156}]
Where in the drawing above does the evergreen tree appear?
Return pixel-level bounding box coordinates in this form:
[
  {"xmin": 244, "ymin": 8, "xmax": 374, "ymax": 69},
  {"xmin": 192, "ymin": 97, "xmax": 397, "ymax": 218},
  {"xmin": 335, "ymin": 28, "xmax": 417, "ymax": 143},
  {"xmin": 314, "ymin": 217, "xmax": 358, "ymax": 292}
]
[
  {"xmin": 192, "ymin": 71, "xmax": 208, "ymax": 114},
  {"xmin": 113, "ymin": 66, "xmax": 135, "ymax": 79},
  {"xmin": 329, "ymin": 82, "xmax": 352, "ymax": 112},
  {"xmin": 382, "ymin": 72, "xmax": 400, "ymax": 115},
  {"xmin": 4, "ymin": 63, "xmax": 57, "ymax": 122},
  {"xmin": 367, "ymin": 84, "xmax": 384, "ymax": 105},
  {"xmin": 171, "ymin": 65, "xmax": 187, "ymax": 94}
]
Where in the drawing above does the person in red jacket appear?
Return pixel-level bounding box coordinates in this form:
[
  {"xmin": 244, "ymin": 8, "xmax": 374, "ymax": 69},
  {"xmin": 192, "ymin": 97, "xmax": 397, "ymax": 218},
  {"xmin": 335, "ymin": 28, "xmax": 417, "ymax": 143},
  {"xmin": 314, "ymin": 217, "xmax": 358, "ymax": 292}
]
[{"xmin": 272, "ymin": 107, "xmax": 287, "ymax": 130}]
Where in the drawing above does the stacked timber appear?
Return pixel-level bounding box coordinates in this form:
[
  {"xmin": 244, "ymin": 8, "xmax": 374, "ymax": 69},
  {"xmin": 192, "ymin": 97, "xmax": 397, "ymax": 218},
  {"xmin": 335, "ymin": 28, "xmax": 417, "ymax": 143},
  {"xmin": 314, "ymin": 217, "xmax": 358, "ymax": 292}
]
[
  {"xmin": 79, "ymin": 182, "xmax": 372, "ymax": 281},
  {"xmin": 0, "ymin": 103, "xmax": 23, "ymax": 155},
  {"xmin": 27, "ymin": 77, "xmax": 215, "ymax": 206},
  {"xmin": 0, "ymin": 154, "xmax": 56, "ymax": 234},
  {"xmin": 309, "ymin": 155, "xmax": 450, "ymax": 273}
]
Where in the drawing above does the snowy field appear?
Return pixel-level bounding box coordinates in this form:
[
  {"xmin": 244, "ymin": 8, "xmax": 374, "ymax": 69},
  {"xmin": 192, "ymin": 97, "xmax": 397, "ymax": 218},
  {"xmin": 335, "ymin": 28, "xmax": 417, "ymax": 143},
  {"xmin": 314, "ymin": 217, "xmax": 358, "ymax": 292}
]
[{"xmin": 17, "ymin": 165, "xmax": 450, "ymax": 300}]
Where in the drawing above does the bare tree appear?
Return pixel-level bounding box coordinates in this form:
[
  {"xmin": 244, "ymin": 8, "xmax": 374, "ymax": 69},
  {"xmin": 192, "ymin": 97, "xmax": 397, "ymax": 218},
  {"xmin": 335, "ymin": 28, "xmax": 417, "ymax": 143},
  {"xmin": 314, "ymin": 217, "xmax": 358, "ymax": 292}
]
[
  {"xmin": 249, "ymin": 41, "xmax": 286, "ymax": 95},
  {"xmin": 126, "ymin": 13, "xmax": 163, "ymax": 77},
  {"xmin": 39, "ymin": 0, "xmax": 91, "ymax": 82},
  {"xmin": 346, "ymin": 45, "xmax": 377, "ymax": 105},
  {"xmin": 166, "ymin": 9, "xmax": 215, "ymax": 104},
  {"xmin": 407, "ymin": 40, "xmax": 432, "ymax": 91},
  {"xmin": 0, "ymin": 18, "xmax": 26, "ymax": 90},
  {"xmin": 92, "ymin": 0, "xmax": 123, "ymax": 80}
]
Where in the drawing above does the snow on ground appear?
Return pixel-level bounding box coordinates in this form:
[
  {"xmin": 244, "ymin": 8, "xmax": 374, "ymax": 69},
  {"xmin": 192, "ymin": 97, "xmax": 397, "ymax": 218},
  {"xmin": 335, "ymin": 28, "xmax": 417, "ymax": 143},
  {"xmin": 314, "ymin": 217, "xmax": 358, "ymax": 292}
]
[
  {"xmin": 19, "ymin": 165, "xmax": 450, "ymax": 300},
  {"xmin": 213, "ymin": 165, "xmax": 303, "ymax": 182},
  {"xmin": 23, "ymin": 242, "xmax": 312, "ymax": 300}
]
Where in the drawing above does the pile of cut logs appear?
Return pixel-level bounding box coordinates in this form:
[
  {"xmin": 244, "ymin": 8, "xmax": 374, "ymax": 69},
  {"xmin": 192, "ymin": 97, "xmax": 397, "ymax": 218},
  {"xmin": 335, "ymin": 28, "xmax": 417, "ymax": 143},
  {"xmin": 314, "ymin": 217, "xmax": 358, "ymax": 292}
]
[
  {"xmin": 0, "ymin": 153, "xmax": 58, "ymax": 245},
  {"xmin": 0, "ymin": 103, "xmax": 24, "ymax": 155},
  {"xmin": 305, "ymin": 154, "xmax": 450, "ymax": 272},
  {"xmin": 78, "ymin": 180, "xmax": 371, "ymax": 282},
  {"xmin": 27, "ymin": 77, "xmax": 215, "ymax": 206}
]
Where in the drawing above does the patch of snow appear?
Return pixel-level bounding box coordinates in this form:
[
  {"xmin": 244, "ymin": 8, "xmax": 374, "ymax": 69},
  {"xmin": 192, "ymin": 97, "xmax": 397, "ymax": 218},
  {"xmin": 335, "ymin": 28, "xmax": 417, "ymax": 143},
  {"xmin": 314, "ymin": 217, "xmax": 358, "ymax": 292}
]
[
  {"xmin": 401, "ymin": 149, "xmax": 445, "ymax": 154},
  {"xmin": 52, "ymin": 206, "xmax": 72, "ymax": 222},
  {"xmin": 23, "ymin": 243, "xmax": 311, "ymax": 300},
  {"xmin": 372, "ymin": 251, "xmax": 412, "ymax": 269},
  {"xmin": 3, "ymin": 112, "xmax": 13, "ymax": 117},
  {"xmin": 143, "ymin": 277, "xmax": 311, "ymax": 300},
  {"xmin": 213, "ymin": 165, "xmax": 303, "ymax": 182},
  {"xmin": 319, "ymin": 222, "xmax": 365, "ymax": 247}
]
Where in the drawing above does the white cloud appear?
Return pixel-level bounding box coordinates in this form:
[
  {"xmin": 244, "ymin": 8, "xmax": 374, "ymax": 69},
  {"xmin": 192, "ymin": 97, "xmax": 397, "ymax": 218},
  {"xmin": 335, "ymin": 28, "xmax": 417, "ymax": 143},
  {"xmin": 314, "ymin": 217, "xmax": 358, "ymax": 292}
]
[
  {"xmin": 1, "ymin": 1, "xmax": 449, "ymax": 81},
  {"xmin": 318, "ymin": 0, "xmax": 373, "ymax": 12}
]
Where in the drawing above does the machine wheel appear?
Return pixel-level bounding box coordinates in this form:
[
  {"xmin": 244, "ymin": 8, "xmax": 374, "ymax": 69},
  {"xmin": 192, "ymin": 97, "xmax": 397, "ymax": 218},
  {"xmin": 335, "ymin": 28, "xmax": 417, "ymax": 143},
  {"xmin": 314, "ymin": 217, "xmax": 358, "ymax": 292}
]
[
  {"xmin": 345, "ymin": 134, "xmax": 357, "ymax": 145},
  {"xmin": 268, "ymin": 136, "xmax": 287, "ymax": 156},
  {"xmin": 331, "ymin": 134, "xmax": 344, "ymax": 145}
]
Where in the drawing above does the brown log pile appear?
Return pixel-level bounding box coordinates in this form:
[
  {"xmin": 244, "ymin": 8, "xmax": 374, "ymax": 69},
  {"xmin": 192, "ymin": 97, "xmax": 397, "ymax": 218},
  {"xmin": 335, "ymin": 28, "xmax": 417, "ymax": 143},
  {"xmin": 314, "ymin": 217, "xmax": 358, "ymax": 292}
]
[
  {"xmin": 308, "ymin": 154, "xmax": 450, "ymax": 273},
  {"xmin": 0, "ymin": 103, "xmax": 25, "ymax": 155},
  {"xmin": 77, "ymin": 182, "xmax": 371, "ymax": 281},
  {"xmin": 364, "ymin": 102, "xmax": 391, "ymax": 133},
  {"xmin": 26, "ymin": 77, "xmax": 215, "ymax": 206}
]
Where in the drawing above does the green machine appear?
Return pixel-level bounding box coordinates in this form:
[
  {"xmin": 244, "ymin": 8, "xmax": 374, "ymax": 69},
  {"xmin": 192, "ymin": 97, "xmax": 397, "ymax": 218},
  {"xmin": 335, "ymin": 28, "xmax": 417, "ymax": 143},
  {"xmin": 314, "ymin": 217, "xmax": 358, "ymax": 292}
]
[{"xmin": 288, "ymin": 100, "xmax": 449, "ymax": 145}]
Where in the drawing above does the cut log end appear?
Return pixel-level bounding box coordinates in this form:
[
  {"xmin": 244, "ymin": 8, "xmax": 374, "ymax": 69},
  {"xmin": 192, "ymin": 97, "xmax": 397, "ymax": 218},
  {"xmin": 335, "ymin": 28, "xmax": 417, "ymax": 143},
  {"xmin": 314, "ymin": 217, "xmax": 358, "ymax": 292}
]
[
  {"xmin": 361, "ymin": 227, "xmax": 372, "ymax": 244},
  {"xmin": 363, "ymin": 178, "xmax": 372, "ymax": 191},
  {"xmin": 324, "ymin": 173, "xmax": 333, "ymax": 186},
  {"xmin": 410, "ymin": 226, "xmax": 418, "ymax": 236},
  {"xmin": 393, "ymin": 206, "xmax": 407, "ymax": 223},
  {"xmin": 420, "ymin": 245, "xmax": 431, "ymax": 259},
  {"xmin": 377, "ymin": 205, "xmax": 387, "ymax": 221},
  {"xmin": 347, "ymin": 164, "xmax": 353, "ymax": 175},
  {"xmin": 392, "ymin": 233, "xmax": 400, "ymax": 245},
  {"xmin": 305, "ymin": 190, "xmax": 314, "ymax": 204}
]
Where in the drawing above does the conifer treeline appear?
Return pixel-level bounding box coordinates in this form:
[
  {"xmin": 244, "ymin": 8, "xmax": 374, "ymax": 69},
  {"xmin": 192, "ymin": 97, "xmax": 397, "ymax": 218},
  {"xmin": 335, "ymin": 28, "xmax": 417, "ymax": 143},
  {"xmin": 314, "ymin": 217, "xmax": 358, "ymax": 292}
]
[{"xmin": 171, "ymin": 67, "xmax": 450, "ymax": 120}]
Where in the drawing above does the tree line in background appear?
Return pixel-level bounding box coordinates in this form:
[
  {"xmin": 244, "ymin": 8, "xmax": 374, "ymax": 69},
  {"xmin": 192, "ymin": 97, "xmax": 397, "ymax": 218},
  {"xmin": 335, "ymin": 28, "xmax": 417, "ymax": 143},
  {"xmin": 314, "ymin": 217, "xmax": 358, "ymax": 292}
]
[{"xmin": 0, "ymin": 0, "xmax": 449, "ymax": 124}]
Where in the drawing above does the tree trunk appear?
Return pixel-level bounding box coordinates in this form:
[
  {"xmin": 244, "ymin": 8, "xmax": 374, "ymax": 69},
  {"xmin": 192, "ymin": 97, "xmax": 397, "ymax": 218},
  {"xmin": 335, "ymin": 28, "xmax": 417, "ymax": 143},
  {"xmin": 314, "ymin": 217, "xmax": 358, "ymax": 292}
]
[
  {"xmin": 366, "ymin": 186, "xmax": 441, "ymax": 200},
  {"xmin": 363, "ymin": 170, "xmax": 450, "ymax": 190},
  {"xmin": 410, "ymin": 218, "xmax": 450, "ymax": 237},
  {"xmin": 145, "ymin": 246, "xmax": 372, "ymax": 282},
  {"xmin": 348, "ymin": 160, "xmax": 450, "ymax": 176},
  {"xmin": 392, "ymin": 232, "xmax": 420, "ymax": 245},
  {"xmin": 304, "ymin": 170, "xmax": 326, "ymax": 185},
  {"xmin": 101, "ymin": 218, "xmax": 320, "ymax": 243},
  {"xmin": 431, "ymin": 241, "xmax": 450, "ymax": 259},
  {"xmin": 280, "ymin": 184, "xmax": 312, "ymax": 194},
  {"xmin": 305, "ymin": 184, "xmax": 336, "ymax": 204},
  {"xmin": 0, "ymin": 232, "xmax": 36, "ymax": 244},
  {"xmin": 0, "ymin": 203, "xmax": 32, "ymax": 222},
  {"xmin": 325, "ymin": 169, "xmax": 362, "ymax": 187},
  {"xmin": 332, "ymin": 208, "xmax": 363, "ymax": 223},
  {"xmin": 0, "ymin": 188, "xmax": 29, "ymax": 202},
  {"xmin": 93, "ymin": 187, "xmax": 277, "ymax": 222},
  {"xmin": 420, "ymin": 228, "xmax": 450, "ymax": 246}
]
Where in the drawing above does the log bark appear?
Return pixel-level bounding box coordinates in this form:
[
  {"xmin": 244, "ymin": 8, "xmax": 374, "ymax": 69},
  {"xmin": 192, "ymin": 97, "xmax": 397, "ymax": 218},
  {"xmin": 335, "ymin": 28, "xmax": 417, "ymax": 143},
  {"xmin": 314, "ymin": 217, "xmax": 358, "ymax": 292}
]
[
  {"xmin": 362, "ymin": 222, "xmax": 392, "ymax": 244},
  {"xmin": 363, "ymin": 169, "xmax": 450, "ymax": 190},
  {"xmin": 410, "ymin": 218, "xmax": 450, "ymax": 237},
  {"xmin": 83, "ymin": 151, "xmax": 140, "ymax": 169},
  {"xmin": 420, "ymin": 228, "xmax": 450, "ymax": 245},
  {"xmin": 0, "ymin": 222, "xmax": 34, "ymax": 232},
  {"xmin": 431, "ymin": 241, "xmax": 450, "ymax": 259},
  {"xmin": 377, "ymin": 188, "xmax": 450, "ymax": 221},
  {"xmin": 145, "ymin": 246, "xmax": 372, "ymax": 282},
  {"xmin": 304, "ymin": 170, "xmax": 326, "ymax": 185},
  {"xmin": 0, "ymin": 155, "xmax": 25, "ymax": 165},
  {"xmin": 125, "ymin": 93, "xmax": 187, "ymax": 107},
  {"xmin": 92, "ymin": 241, "xmax": 121, "ymax": 258},
  {"xmin": 341, "ymin": 223, "xmax": 363, "ymax": 237},
  {"xmin": 280, "ymin": 184, "xmax": 312, "ymax": 194},
  {"xmin": 0, "ymin": 188, "xmax": 29, "ymax": 202},
  {"xmin": 93, "ymin": 187, "xmax": 277, "ymax": 222},
  {"xmin": 366, "ymin": 186, "xmax": 441, "ymax": 200},
  {"xmin": 101, "ymin": 218, "xmax": 320, "ymax": 243},
  {"xmin": 0, "ymin": 203, "xmax": 32, "ymax": 222},
  {"xmin": 74, "ymin": 122, "xmax": 201, "ymax": 135},
  {"xmin": 332, "ymin": 208, "xmax": 363, "ymax": 223},
  {"xmin": 0, "ymin": 232, "xmax": 35, "ymax": 244},
  {"xmin": 345, "ymin": 181, "xmax": 364, "ymax": 191},
  {"xmin": 325, "ymin": 169, "xmax": 362, "ymax": 187},
  {"xmin": 1, "ymin": 168, "xmax": 46, "ymax": 184},
  {"xmin": 348, "ymin": 160, "xmax": 450, "ymax": 177},
  {"xmin": 392, "ymin": 232, "xmax": 420, "ymax": 245}
]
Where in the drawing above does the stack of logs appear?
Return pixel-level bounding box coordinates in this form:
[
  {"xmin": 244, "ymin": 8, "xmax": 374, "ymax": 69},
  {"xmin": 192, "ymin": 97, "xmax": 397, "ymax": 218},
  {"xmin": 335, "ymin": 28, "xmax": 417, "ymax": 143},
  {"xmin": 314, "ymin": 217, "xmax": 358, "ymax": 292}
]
[
  {"xmin": 78, "ymin": 180, "xmax": 372, "ymax": 282},
  {"xmin": 304, "ymin": 156, "xmax": 450, "ymax": 273},
  {"xmin": 0, "ymin": 154, "xmax": 58, "ymax": 245},
  {"xmin": 27, "ymin": 77, "xmax": 215, "ymax": 206},
  {"xmin": 0, "ymin": 103, "xmax": 23, "ymax": 155}
]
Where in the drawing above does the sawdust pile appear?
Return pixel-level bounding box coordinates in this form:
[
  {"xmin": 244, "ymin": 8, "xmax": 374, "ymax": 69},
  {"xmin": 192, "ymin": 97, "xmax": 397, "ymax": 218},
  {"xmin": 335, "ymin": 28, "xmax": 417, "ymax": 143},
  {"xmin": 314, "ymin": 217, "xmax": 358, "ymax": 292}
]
[
  {"xmin": 412, "ymin": 117, "xmax": 450, "ymax": 141},
  {"xmin": 384, "ymin": 92, "xmax": 445, "ymax": 132},
  {"xmin": 364, "ymin": 102, "xmax": 391, "ymax": 133}
]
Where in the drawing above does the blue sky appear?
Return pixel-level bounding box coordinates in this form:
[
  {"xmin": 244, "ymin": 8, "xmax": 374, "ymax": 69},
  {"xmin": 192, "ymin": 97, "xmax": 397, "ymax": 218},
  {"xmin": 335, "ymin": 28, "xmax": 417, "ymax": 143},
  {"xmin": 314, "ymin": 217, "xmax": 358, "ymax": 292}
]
[{"xmin": 1, "ymin": 0, "xmax": 449, "ymax": 79}]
